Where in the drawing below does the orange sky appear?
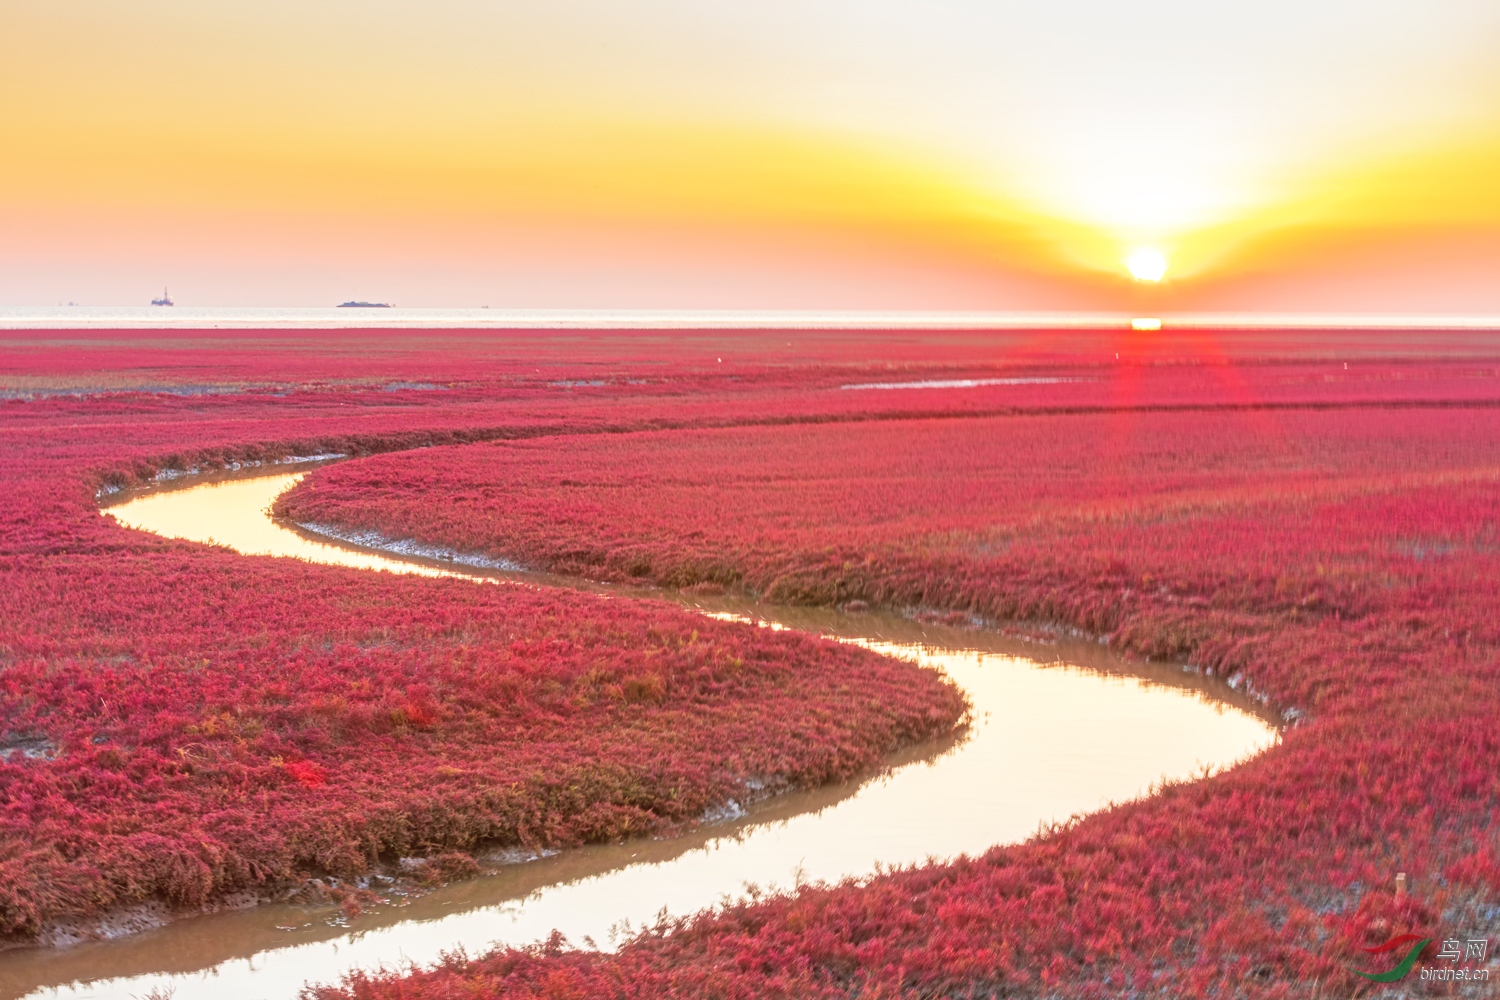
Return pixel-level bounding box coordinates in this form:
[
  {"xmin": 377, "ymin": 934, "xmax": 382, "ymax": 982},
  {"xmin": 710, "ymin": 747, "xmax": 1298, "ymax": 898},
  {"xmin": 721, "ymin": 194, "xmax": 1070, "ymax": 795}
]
[{"xmin": 4, "ymin": 0, "xmax": 1500, "ymax": 311}]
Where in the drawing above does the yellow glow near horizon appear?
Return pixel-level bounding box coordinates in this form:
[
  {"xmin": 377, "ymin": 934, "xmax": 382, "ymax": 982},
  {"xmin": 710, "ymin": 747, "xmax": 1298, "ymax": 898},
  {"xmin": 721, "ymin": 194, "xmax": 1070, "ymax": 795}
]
[{"xmin": 5, "ymin": 0, "xmax": 1500, "ymax": 308}]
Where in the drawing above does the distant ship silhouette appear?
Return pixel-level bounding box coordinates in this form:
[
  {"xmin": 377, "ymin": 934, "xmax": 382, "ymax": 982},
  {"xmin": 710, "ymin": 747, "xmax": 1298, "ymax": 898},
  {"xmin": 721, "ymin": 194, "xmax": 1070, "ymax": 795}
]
[
  {"xmin": 150, "ymin": 287, "xmax": 174, "ymax": 307},
  {"xmin": 338, "ymin": 301, "xmax": 391, "ymax": 308}
]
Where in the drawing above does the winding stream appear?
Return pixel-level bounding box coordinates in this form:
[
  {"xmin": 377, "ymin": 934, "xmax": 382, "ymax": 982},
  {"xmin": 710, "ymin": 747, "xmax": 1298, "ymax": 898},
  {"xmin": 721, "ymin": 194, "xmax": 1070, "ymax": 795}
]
[{"xmin": 5, "ymin": 471, "xmax": 1277, "ymax": 1000}]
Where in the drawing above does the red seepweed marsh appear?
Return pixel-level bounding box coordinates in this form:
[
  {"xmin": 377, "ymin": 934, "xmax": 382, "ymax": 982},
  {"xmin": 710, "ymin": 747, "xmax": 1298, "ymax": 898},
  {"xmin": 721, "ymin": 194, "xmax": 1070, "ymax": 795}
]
[{"xmin": 2, "ymin": 325, "xmax": 1499, "ymax": 998}]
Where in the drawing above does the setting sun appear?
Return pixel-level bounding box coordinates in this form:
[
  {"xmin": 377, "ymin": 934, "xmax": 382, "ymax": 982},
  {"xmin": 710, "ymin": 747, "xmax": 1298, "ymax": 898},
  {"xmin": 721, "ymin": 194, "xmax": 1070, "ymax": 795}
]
[{"xmin": 1126, "ymin": 248, "xmax": 1169, "ymax": 282}]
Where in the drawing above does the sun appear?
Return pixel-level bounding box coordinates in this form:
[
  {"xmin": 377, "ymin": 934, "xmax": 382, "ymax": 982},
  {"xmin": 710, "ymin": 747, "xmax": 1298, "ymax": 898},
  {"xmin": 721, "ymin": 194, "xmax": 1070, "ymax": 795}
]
[{"xmin": 1126, "ymin": 248, "xmax": 1168, "ymax": 282}]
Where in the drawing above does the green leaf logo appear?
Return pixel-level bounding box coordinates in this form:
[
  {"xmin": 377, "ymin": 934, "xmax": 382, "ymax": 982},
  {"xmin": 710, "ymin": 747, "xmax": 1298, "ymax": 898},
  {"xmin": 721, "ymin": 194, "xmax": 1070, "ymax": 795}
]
[{"xmin": 1353, "ymin": 937, "xmax": 1432, "ymax": 983}]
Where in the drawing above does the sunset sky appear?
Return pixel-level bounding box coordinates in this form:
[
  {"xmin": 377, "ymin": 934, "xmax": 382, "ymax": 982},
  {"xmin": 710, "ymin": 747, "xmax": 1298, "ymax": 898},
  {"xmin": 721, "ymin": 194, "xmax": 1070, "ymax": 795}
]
[{"xmin": 4, "ymin": 0, "xmax": 1500, "ymax": 312}]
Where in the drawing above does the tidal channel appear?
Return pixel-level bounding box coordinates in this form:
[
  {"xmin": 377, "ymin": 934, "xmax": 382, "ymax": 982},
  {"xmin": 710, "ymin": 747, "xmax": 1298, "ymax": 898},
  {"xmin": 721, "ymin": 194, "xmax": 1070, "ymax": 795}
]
[{"xmin": 5, "ymin": 470, "xmax": 1278, "ymax": 1000}]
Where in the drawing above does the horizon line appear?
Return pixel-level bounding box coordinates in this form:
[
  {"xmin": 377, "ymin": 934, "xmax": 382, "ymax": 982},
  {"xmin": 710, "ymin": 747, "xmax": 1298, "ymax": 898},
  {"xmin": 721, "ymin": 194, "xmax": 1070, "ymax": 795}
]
[{"xmin": 4, "ymin": 306, "xmax": 1500, "ymax": 332}]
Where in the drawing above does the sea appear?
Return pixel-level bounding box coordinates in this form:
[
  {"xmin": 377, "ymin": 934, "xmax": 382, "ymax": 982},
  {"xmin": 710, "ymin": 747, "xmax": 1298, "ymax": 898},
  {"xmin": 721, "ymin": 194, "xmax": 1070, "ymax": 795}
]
[{"xmin": 3, "ymin": 306, "xmax": 1499, "ymax": 330}]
